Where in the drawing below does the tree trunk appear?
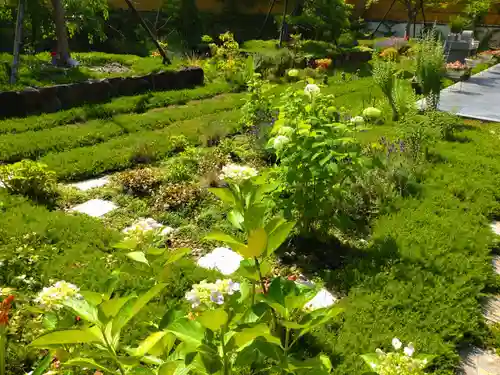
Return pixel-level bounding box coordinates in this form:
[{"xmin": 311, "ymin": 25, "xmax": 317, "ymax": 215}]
[
  {"xmin": 10, "ymin": 0, "xmax": 25, "ymax": 84},
  {"xmin": 50, "ymin": 0, "xmax": 70, "ymax": 65},
  {"xmin": 279, "ymin": 0, "xmax": 289, "ymax": 47}
]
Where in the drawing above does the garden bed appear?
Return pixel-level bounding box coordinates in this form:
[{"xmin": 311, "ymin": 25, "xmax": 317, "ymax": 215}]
[{"xmin": 0, "ymin": 67, "xmax": 204, "ymax": 118}]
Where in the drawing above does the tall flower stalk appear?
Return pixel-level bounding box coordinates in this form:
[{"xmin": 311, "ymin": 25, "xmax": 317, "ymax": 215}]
[{"xmin": 0, "ymin": 295, "xmax": 14, "ymax": 375}]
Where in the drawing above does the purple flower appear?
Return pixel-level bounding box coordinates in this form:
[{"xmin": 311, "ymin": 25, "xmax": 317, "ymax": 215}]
[{"xmin": 210, "ymin": 291, "xmax": 224, "ymax": 305}]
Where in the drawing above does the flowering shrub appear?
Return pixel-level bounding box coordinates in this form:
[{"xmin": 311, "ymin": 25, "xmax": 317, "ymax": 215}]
[
  {"xmin": 197, "ymin": 247, "xmax": 243, "ymax": 275},
  {"xmin": 240, "ymin": 74, "xmax": 275, "ymax": 128},
  {"xmin": 185, "ymin": 279, "xmax": 240, "ymax": 308},
  {"xmin": 445, "ymin": 60, "xmax": 468, "ymax": 71},
  {"xmin": 219, "ymin": 164, "xmax": 258, "ymax": 183},
  {"xmin": 267, "ymin": 83, "xmax": 364, "ymax": 233},
  {"xmin": 34, "ymin": 281, "xmax": 81, "ymax": 311},
  {"xmin": 315, "ymin": 58, "xmax": 332, "ymax": 70},
  {"xmin": 361, "ymin": 338, "xmax": 435, "ymax": 375}
]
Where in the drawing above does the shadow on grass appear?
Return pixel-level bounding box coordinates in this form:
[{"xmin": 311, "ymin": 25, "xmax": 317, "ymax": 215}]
[{"xmin": 279, "ymin": 234, "xmax": 400, "ymax": 292}]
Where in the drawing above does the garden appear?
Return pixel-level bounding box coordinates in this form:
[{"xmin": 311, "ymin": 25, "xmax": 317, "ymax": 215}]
[{"xmin": 2, "ymin": 1, "xmax": 500, "ymax": 375}]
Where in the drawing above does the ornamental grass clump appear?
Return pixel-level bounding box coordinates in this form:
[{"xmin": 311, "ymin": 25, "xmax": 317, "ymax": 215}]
[
  {"xmin": 414, "ymin": 32, "xmax": 445, "ymax": 110},
  {"xmin": 372, "ymin": 56, "xmax": 398, "ymax": 120}
]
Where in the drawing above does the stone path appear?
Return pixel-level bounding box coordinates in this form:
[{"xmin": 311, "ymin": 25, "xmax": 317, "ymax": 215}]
[
  {"xmin": 437, "ymin": 64, "xmax": 500, "ymax": 122},
  {"xmin": 69, "ymin": 199, "xmax": 117, "ymax": 218},
  {"xmin": 459, "ymin": 222, "xmax": 500, "ymax": 375},
  {"xmin": 69, "ymin": 176, "xmax": 110, "ymax": 191}
]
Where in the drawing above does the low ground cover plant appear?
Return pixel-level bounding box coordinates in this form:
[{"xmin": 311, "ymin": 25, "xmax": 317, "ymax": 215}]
[{"xmin": 1, "ymin": 35, "xmax": 500, "ymax": 375}]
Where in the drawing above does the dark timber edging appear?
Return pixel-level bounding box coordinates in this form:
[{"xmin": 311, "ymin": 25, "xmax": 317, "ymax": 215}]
[{"xmin": 0, "ymin": 67, "xmax": 204, "ymax": 119}]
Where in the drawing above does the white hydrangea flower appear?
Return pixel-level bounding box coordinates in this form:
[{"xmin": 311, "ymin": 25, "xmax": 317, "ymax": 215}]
[
  {"xmin": 404, "ymin": 343, "xmax": 415, "ymax": 357},
  {"xmin": 304, "ymin": 288, "xmax": 337, "ymax": 311},
  {"xmin": 160, "ymin": 226, "xmax": 175, "ymax": 237},
  {"xmin": 185, "ymin": 279, "xmax": 241, "ymax": 309},
  {"xmin": 392, "ymin": 338, "xmax": 402, "ymax": 350},
  {"xmin": 34, "ymin": 281, "xmax": 82, "ymax": 310},
  {"xmin": 220, "ymin": 164, "xmax": 258, "ymax": 183},
  {"xmin": 350, "ymin": 116, "xmax": 365, "ymax": 125},
  {"xmin": 273, "ymin": 135, "xmax": 290, "ymax": 150},
  {"xmin": 122, "ymin": 218, "xmax": 163, "ymax": 234},
  {"xmin": 197, "ymin": 247, "xmax": 243, "ymax": 275},
  {"xmin": 304, "ymin": 83, "xmax": 320, "ymax": 98}
]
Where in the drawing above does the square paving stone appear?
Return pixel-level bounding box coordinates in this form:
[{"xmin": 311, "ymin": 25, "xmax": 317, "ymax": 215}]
[
  {"xmin": 70, "ymin": 176, "xmax": 109, "ymax": 191},
  {"xmin": 70, "ymin": 199, "xmax": 118, "ymax": 218}
]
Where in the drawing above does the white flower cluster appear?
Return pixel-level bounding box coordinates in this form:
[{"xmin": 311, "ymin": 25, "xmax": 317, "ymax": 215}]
[
  {"xmin": 272, "ymin": 135, "xmax": 291, "ymax": 150},
  {"xmin": 304, "ymin": 83, "xmax": 320, "ymax": 98},
  {"xmin": 219, "ymin": 164, "xmax": 258, "ymax": 183},
  {"xmin": 303, "ymin": 288, "xmax": 337, "ymax": 311},
  {"xmin": 369, "ymin": 338, "xmax": 426, "ymax": 375},
  {"xmin": 34, "ymin": 281, "xmax": 82, "ymax": 310},
  {"xmin": 185, "ymin": 279, "xmax": 240, "ymax": 309},
  {"xmin": 197, "ymin": 247, "xmax": 243, "ymax": 275},
  {"xmin": 122, "ymin": 218, "xmax": 175, "ymax": 237},
  {"xmin": 350, "ymin": 116, "xmax": 365, "ymax": 126}
]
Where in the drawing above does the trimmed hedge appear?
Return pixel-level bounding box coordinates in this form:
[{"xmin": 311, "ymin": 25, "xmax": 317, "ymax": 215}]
[
  {"xmin": 0, "ymin": 81, "xmax": 232, "ymax": 135},
  {"xmin": 0, "ymin": 93, "xmax": 245, "ymax": 163},
  {"xmin": 40, "ymin": 110, "xmax": 243, "ymax": 181},
  {"xmin": 0, "ymin": 67, "xmax": 204, "ymax": 118}
]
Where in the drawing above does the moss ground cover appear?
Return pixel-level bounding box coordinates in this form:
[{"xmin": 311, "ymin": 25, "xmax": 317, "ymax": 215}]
[
  {"xmin": 39, "ymin": 110, "xmax": 243, "ymax": 180},
  {"xmin": 311, "ymin": 121, "xmax": 500, "ymax": 374},
  {"xmin": 0, "ymin": 93, "xmax": 245, "ymax": 162}
]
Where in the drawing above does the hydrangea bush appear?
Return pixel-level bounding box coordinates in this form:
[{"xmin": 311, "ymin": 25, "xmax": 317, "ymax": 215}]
[{"xmin": 361, "ymin": 338, "xmax": 435, "ymax": 375}]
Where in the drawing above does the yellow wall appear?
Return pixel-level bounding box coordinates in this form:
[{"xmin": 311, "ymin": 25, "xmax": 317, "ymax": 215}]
[
  {"xmin": 351, "ymin": 0, "xmax": 500, "ymax": 26},
  {"xmin": 108, "ymin": 0, "xmax": 289, "ymax": 14}
]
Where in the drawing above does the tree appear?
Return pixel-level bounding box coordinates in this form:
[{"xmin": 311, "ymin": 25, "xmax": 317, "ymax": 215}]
[
  {"xmin": 0, "ymin": 0, "xmax": 108, "ymax": 56},
  {"xmin": 50, "ymin": 0, "xmax": 70, "ymax": 64},
  {"xmin": 286, "ymin": 0, "xmax": 353, "ymax": 42}
]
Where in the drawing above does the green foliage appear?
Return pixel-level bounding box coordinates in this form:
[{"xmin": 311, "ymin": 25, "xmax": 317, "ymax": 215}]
[
  {"xmin": 413, "ymin": 32, "xmax": 445, "ymax": 110},
  {"xmin": 449, "ymin": 15, "xmax": 470, "ymax": 33},
  {"xmin": 0, "ymin": 52, "xmax": 180, "ymax": 91},
  {"xmin": 240, "ymin": 74, "xmax": 275, "ymax": 128},
  {"xmin": 152, "ymin": 182, "xmax": 203, "ymax": 213},
  {"xmin": 114, "ymin": 168, "xmax": 162, "ymax": 196},
  {"xmin": 267, "ymin": 85, "xmax": 365, "ymax": 234},
  {"xmin": 372, "ymin": 57, "xmax": 398, "ymax": 120},
  {"xmin": 0, "ymin": 160, "xmax": 58, "ymax": 204},
  {"xmin": 285, "ymin": 0, "xmax": 352, "ymax": 43}
]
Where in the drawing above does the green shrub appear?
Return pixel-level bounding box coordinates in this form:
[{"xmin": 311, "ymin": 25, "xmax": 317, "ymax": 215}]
[
  {"xmin": 113, "ymin": 167, "xmax": 162, "ymax": 196},
  {"xmin": 0, "ymin": 160, "xmax": 58, "ymax": 204},
  {"xmin": 152, "ymin": 182, "xmax": 203, "ymax": 212}
]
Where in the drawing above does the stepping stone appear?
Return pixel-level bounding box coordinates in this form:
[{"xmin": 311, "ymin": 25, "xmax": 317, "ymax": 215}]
[
  {"xmin": 483, "ymin": 295, "xmax": 500, "ymax": 324},
  {"xmin": 69, "ymin": 199, "xmax": 117, "ymax": 218},
  {"xmin": 69, "ymin": 176, "xmax": 109, "ymax": 191},
  {"xmin": 492, "ymin": 256, "xmax": 500, "ymax": 275},
  {"xmin": 491, "ymin": 221, "xmax": 500, "ymax": 236},
  {"xmin": 459, "ymin": 346, "xmax": 500, "ymax": 375}
]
